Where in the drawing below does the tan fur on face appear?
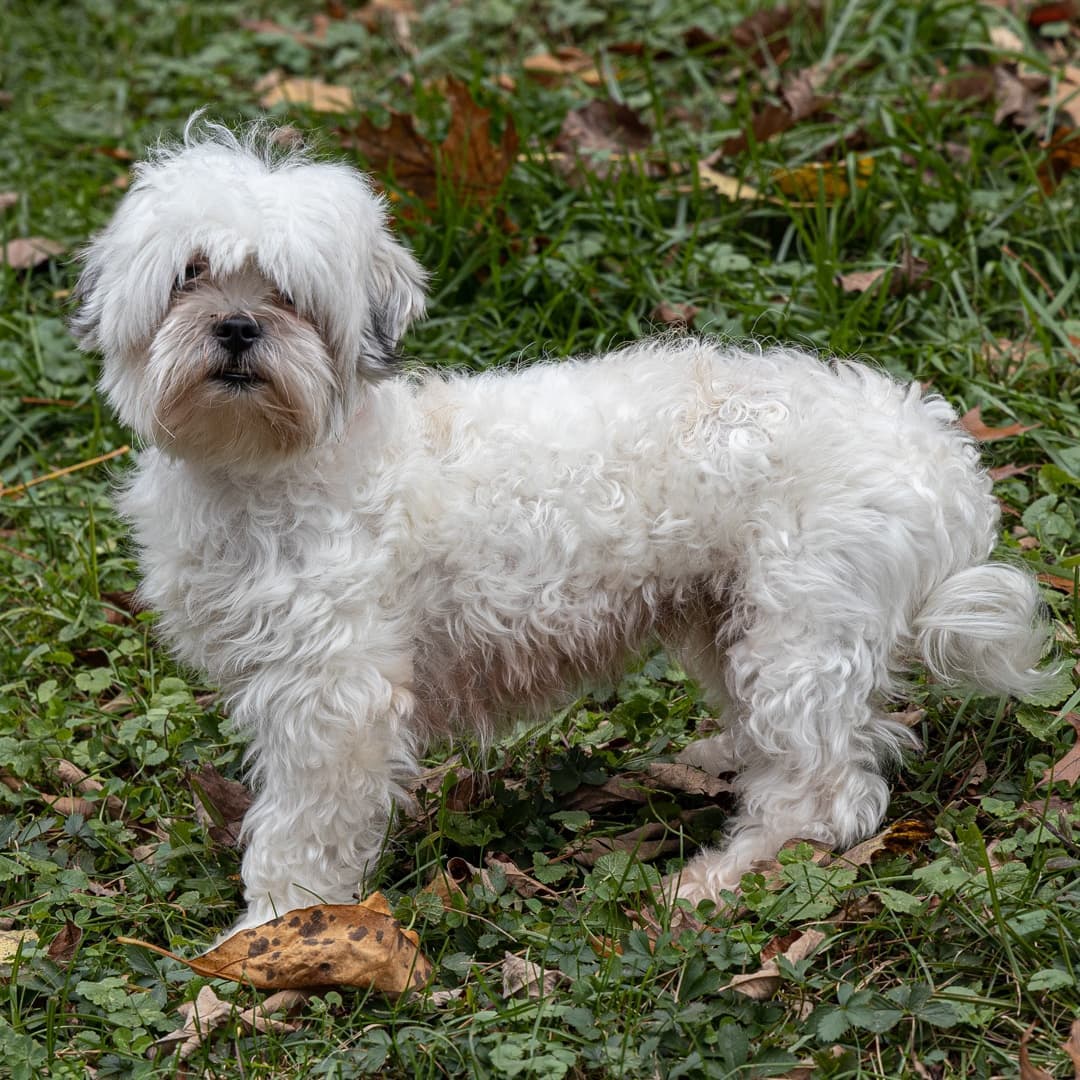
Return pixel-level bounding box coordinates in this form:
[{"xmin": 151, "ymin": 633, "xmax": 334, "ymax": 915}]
[{"xmin": 148, "ymin": 268, "xmax": 341, "ymax": 462}]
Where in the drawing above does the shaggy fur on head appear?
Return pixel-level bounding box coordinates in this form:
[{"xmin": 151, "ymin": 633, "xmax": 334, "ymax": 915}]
[{"xmin": 73, "ymin": 118, "xmax": 1052, "ymax": 932}]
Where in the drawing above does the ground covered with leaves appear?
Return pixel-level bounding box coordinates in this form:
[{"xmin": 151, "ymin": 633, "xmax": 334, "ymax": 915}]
[{"xmin": 2, "ymin": 1, "xmax": 1080, "ymax": 1077}]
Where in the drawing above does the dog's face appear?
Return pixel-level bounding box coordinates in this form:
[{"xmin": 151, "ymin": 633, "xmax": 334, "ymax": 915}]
[{"xmin": 71, "ymin": 121, "xmax": 426, "ymax": 463}]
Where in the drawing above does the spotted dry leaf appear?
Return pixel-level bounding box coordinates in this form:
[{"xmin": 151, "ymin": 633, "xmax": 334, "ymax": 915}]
[
  {"xmin": 501, "ymin": 951, "xmax": 568, "ymax": 999},
  {"xmin": 835, "ymin": 818, "xmax": 933, "ymax": 868},
  {"xmin": 120, "ymin": 894, "xmax": 432, "ymax": 993}
]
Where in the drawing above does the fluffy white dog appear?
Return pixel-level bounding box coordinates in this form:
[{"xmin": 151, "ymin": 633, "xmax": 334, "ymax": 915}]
[{"xmin": 72, "ymin": 120, "xmax": 1050, "ymax": 933}]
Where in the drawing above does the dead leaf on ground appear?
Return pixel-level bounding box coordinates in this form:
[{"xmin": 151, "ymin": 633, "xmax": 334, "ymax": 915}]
[
  {"xmin": 257, "ymin": 73, "xmax": 355, "ymax": 114},
  {"xmin": 1038, "ymin": 126, "xmax": 1080, "ymax": 192},
  {"xmin": 652, "ymin": 301, "xmax": 700, "ymax": 328},
  {"xmin": 644, "ymin": 761, "xmax": 733, "ymax": 798},
  {"xmin": 119, "ymin": 895, "xmax": 432, "ymax": 993},
  {"xmin": 576, "ymin": 821, "xmax": 682, "ymax": 867},
  {"xmin": 485, "ymin": 852, "xmax": 559, "ymax": 899},
  {"xmin": 190, "ymin": 764, "xmax": 252, "ymax": 848},
  {"xmin": 501, "ymin": 951, "xmax": 568, "ymax": 999},
  {"xmin": 2, "ymin": 237, "xmax": 65, "ymax": 270},
  {"xmin": 836, "ymin": 818, "xmax": 934, "ymax": 868},
  {"xmin": 721, "ymin": 927, "xmax": 826, "ymax": 1000},
  {"xmin": 0, "ymin": 928, "xmax": 38, "ymax": 972},
  {"xmin": 1038, "ymin": 571, "xmax": 1077, "ymax": 594},
  {"xmin": 0, "ymin": 192, "xmax": 16, "ymax": 210},
  {"xmin": 959, "ymin": 405, "xmax": 1038, "ymax": 441},
  {"xmin": 931, "ymin": 66, "xmax": 997, "ymax": 105},
  {"xmin": 773, "ymin": 156, "xmax": 873, "ymax": 201},
  {"xmin": 1041, "ymin": 64, "xmax": 1080, "ymax": 126},
  {"xmin": 1020, "ymin": 1023, "xmax": 1055, "ymax": 1080},
  {"xmin": 995, "ymin": 66, "xmax": 1044, "ymax": 127},
  {"xmin": 151, "ymin": 985, "xmax": 307, "ymax": 1062},
  {"xmin": 837, "ymin": 247, "xmax": 929, "ymax": 296},
  {"xmin": 552, "ymin": 100, "xmax": 653, "ymax": 181},
  {"xmin": 1040, "ymin": 714, "xmax": 1080, "ymax": 786},
  {"xmin": 696, "ymin": 161, "xmax": 765, "ymax": 201},
  {"xmin": 1061, "ymin": 1018, "xmax": 1080, "ymax": 1078},
  {"xmin": 241, "ymin": 17, "xmax": 327, "ymax": 46},
  {"xmin": 340, "ymin": 78, "xmax": 517, "ymax": 207},
  {"xmin": 523, "ymin": 47, "xmax": 601, "ymax": 86},
  {"xmin": 46, "ymin": 921, "xmax": 83, "ymax": 967}
]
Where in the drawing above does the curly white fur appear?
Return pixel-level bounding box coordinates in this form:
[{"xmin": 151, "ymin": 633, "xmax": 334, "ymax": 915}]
[{"xmin": 73, "ymin": 120, "xmax": 1051, "ymax": 930}]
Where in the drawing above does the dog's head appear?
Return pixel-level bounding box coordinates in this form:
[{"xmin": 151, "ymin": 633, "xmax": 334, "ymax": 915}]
[{"xmin": 71, "ymin": 117, "xmax": 426, "ymax": 464}]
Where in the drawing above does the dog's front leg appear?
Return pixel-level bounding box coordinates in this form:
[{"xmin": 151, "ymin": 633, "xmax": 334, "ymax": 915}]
[{"xmin": 225, "ymin": 658, "xmax": 417, "ymax": 933}]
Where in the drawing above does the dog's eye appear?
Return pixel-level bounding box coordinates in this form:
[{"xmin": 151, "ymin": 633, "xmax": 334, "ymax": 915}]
[{"xmin": 179, "ymin": 261, "xmax": 206, "ymax": 289}]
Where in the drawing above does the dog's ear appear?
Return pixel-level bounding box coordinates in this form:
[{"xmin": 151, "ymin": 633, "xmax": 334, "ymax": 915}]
[{"xmin": 369, "ymin": 234, "xmax": 427, "ymax": 351}]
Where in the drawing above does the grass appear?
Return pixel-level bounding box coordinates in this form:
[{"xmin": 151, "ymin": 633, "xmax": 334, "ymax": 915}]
[{"xmin": 1, "ymin": 0, "xmax": 1079, "ymax": 1077}]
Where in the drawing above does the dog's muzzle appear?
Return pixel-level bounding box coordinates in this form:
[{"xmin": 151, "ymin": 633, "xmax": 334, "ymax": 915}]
[{"xmin": 211, "ymin": 314, "xmax": 264, "ymax": 388}]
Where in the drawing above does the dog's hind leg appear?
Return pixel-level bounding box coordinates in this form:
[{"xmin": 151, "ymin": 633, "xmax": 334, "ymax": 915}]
[{"xmin": 675, "ymin": 603, "xmax": 915, "ymax": 909}]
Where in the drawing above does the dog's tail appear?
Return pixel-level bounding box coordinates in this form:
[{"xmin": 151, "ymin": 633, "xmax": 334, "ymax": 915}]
[{"xmin": 913, "ymin": 564, "xmax": 1053, "ymax": 698}]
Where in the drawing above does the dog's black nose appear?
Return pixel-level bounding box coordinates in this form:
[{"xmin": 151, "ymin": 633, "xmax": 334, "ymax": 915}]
[{"xmin": 214, "ymin": 314, "xmax": 262, "ymax": 356}]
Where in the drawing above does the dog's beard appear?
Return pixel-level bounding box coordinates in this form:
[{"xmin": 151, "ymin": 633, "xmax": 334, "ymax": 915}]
[{"xmin": 147, "ymin": 288, "xmax": 341, "ymax": 463}]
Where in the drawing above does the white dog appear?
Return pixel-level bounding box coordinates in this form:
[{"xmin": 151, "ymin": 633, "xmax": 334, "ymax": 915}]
[{"xmin": 72, "ymin": 120, "xmax": 1050, "ymax": 933}]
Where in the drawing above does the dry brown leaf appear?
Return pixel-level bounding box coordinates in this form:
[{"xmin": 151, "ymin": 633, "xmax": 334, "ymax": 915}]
[
  {"xmin": 1038, "ymin": 571, "xmax": 1077, "ymax": 594},
  {"xmin": 990, "ymin": 25, "xmax": 1027, "ymax": 53},
  {"xmin": 241, "ymin": 17, "xmax": 326, "ymax": 46},
  {"xmin": 651, "ymin": 301, "xmax": 700, "ymax": 328},
  {"xmin": 0, "ymin": 192, "xmax": 16, "ymax": 210},
  {"xmin": 2, "ymin": 237, "xmax": 64, "ymax": 270},
  {"xmin": 1020, "ymin": 1024, "xmax": 1055, "ymax": 1080},
  {"xmin": 721, "ymin": 928, "xmax": 826, "ymax": 1000},
  {"xmin": 1040, "ymin": 714, "xmax": 1080, "ymax": 786},
  {"xmin": 523, "ymin": 47, "xmax": 601, "ymax": 86},
  {"xmin": 485, "ymin": 852, "xmax": 559, "ymax": 899},
  {"xmin": 341, "ymin": 78, "xmax": 517, "ymax": 207},
  {"xmin": 553, "ymin": 100, "xmax": 652, "ymax": 181},
  {"xmin": 576, "ymin": 821, "xmax": 682, "ymax": 867},
  {"xmin": 1038, "ymin": 126, "xmax": 1080, "ymax": 192},
  {"xmin": 501, "ymin": 951, "xmax": 567, "ymax": 998},
  {"xmin": 995, "ymin": 66, "xmax": 1042, "ymax": 128},
  {"xmin": 1061, "ymin": 1018, "xmax": 1080, "ymax": 1078},
  {"xmin": 46, "ymin": 921, "xmax": 83, "ymax": 967},
  {"xmin": 41, "ymin": 794, "xmax": 97, "ymax": 818},
  {"xmin": 120, "ymin": 895, "xmax": 432, "ymax": 993},
  {"xmin": 190, "ymin": 764, "xmax": 252, "ymax": 848},
  {"xmin": 959, "ymin": 405, "xmax": 1038, "ymax": 441},
  {"xmin": 352, "ymin": 0, "xmax": 417, "ymax": 31},
  {"xmin": 931, "ymin": 66, "xmax": 997, "ymax": 104},
  {"xmin": 644, "ymin": 761, "xmax": 733, "ymax": 798},
  {"xmin": 258, "ymin": 74, "xmax": 354, "ymax": 113},
  {"xmin": 1041, "ymin": 66, "xmax": 1080, "ymax": 126},
  {"xmin": 837, "ymin": 250, "xmax": 929, "ymax": 296},
  {"xmin": 836, "ymin": 818, "xmax": 933, "ymax": 868}
]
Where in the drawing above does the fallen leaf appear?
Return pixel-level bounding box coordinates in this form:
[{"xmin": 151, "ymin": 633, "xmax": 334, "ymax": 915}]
[
  {"xmin": 351, "ymin": 0, "xmax": 417, "ymax": 32},
  {"xmin": 523, "ymin": 47, "xmax": 601, "ymax": 86},
  {"xmin": 995, "ymin": 66, "xmax": 1042, "ymax": 128},
  {"xmin": 119, "ymin": 895, "xmax": 432, "ymax": 993},
  {"xmin": 46, "ymin": 922, "xmax": 83, "ymax": 966},
  {"xmin": 1020, "ymin": 1024, "xmax": 1055, "ymax": 1080},
  {"xmin": 501, "ymin": 951, "xmax": 567, "ymax": 998},
  {"xmin": 721, "ymin": 928, "xmax": 826, "ymax": 1000},
  {"xmin": 51, "ymin": 759, "xmax": 125, "ymax": 818},
  {"xmin": 1029, "ymin": 2, "xmax": 1079, "ymax": 32},
  {"xmin": 990, "ymin": 25, "xmax": 1027, "ymax": 53},
  {"xmin": 696, "ymin": 161, "xmax": 764, "ymax": 201},
  {"xmin": 1038, "ymin": 126, "xmax": 1080, "ymax": 192},
  {"xmin": 190, "ymin": 764, "xmax": 252, "ymax": 848},
  {"xmin": 989, "ymin": 463, "xmax": 1035, "ymax": 481},
  {"xmin": 837, "ymin": 247, "xmax": 929, "ymax": 295},
  {"xmin": 484, "ymin": 852, "xmax": 559, "ymax": 899},
  {"xmin": 1041, "ymin": 65, "xmax": 1080, "ymax": 126},
  {"xmin": 341, "ymin": 78, "xmax": 517, "ymax": 207},
  {"xmin": 644, "ymin": 761, "xmax": 732, "ymax": 798},
  {"xmin": 2, "ymin": 237, "xmax": 65, "ymax": 270},
  {"xmin": 258, "ymin": 74, "xmax": 354, "ymax": 113},
  {"xmin": 0, "ymin": 192, "xmax": 16, "ymax": 210},
  {"xmin": 0, "ymin": 928, "xmax": 38, "ymax": 972},
  {"xmin": 576, "ymin": 821, "xmax": 681, "ymax": 866},
  {"xmin": 959, "ymin": 406, "xmax": 1038, "ymax": 441},
  {"xmin": 1061, "ymin": 1018, "xmax": 1080, "ymax": 1078},
  {"xmin": 931, "ymin": 66, "xmax": 996, "ymax": 105},
  {"xmin": 773, "ymin": 156, "xmax": 873, "ymax": 200},
  {"xmin": 553, "ymin": 100, "xmax": 652, "ymax": 180},
  {"xmin": 836, "ymin": 818, "xmax": 934, "ymax": 867},
  {"xmin": 1037, "ymin": 572, "xmax": 1076, "ymax": 594},
  {"xmin": 1040, "ymin": 714, "xmax": 1080, "ymax": 786},
  {"xmin": 40, "ymin": 794, "xmax": 97, "ymax": 818},
  {"xmin": 241, "ymin": 17, "xmax": 326, "ymax": 46},
  {"xmin": 651, "ymin": 301, "xmax": 700, "ymax": 328}
]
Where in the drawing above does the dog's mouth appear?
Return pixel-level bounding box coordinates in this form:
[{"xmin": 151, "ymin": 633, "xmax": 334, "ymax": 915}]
[{"xmin": 209, "ymin": 366, "xmax": 266, "ymax": 391}]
